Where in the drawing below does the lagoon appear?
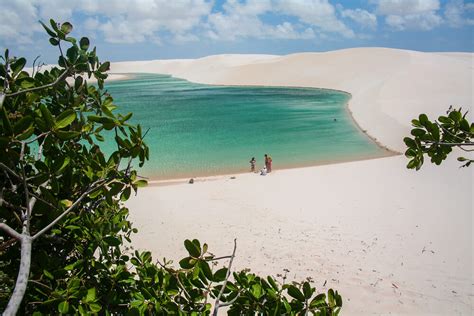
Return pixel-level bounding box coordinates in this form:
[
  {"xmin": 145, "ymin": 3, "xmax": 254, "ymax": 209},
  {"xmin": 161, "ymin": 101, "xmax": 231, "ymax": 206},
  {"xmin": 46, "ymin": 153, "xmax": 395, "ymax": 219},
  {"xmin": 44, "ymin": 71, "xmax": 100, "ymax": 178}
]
[{"xmin": 105, "ymin": 74, "xmax": 386, "ymax": 179}]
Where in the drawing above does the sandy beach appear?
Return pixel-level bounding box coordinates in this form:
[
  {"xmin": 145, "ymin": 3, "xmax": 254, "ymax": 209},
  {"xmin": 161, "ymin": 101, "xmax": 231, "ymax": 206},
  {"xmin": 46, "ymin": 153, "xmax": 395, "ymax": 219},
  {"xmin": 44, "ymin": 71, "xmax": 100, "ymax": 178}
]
[{"xmin": 117, "ymin": 48, "xmax": 473, "ymax": 315}]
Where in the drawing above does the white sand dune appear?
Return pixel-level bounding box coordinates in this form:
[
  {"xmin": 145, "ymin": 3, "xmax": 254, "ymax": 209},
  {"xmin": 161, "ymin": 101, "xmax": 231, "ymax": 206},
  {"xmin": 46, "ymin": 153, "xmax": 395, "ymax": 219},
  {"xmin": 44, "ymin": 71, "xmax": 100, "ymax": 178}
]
[{"xmin": 117, "ymin": 48, "xmax": 473, "ymax": 315}]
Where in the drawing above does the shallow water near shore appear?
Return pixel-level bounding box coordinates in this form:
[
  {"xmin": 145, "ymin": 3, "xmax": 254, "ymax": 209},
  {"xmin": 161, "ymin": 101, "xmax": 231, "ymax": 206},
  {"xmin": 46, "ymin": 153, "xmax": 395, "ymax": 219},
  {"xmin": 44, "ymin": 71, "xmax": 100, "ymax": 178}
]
[{"xmin": 104, "ymin": 73, "xmax": 387, "ymax": 179}]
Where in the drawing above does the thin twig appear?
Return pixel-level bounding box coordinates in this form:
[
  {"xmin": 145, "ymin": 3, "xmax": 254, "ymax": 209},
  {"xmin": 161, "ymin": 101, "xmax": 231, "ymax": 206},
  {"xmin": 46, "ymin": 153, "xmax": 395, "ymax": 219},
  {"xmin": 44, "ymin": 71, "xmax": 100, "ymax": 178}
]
[
  {"xmin": 435, "ymin": 121, "xmax": 468, "ymax": 142},
  {"xmin": 206, "ymin": 255, "xmax": 232, "ymax": 261},
  {"xmin": 424, "ymin": 140, "xmax": 474, "ymax": 146},
  {"xmin": 31, "ymin": 178, "xmax": 108, "ymax": 240},
  {"xmin": 212, "ymin": 238, "xmax": 237, "ymax": 316},
  {"xmin": 5, "ymin": 69, "xmax": 69, "ymax": 98},
  {"xmin": 0, "ymin": 162, "xmax": 20, "ymax": 180},
  {"xmin": 31, "ymin": 56, "xmax": 40, "ymax": 77}
]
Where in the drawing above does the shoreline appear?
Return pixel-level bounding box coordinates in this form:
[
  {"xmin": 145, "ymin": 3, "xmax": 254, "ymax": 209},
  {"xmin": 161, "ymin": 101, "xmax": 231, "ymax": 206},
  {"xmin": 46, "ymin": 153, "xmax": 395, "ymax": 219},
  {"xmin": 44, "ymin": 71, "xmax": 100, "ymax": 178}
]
[
  {"xmin": 146, "ymin": 152, "xmax": 397, "ymax": 186},
  {"xmin": 109, "ymin": 72, "xmax": 399, "ymax": 184}
]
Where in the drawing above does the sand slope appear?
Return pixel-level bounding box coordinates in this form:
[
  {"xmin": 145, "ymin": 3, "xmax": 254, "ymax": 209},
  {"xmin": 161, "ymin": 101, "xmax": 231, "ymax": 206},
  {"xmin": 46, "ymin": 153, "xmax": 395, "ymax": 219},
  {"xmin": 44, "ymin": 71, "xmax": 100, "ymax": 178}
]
[
  {"xmin": 112, "ymin": 48, "xmax": 473, "ymax": 152},
  {"xmin": 117, "ymin": 48, "xmax": 473, "ymax": 315}
]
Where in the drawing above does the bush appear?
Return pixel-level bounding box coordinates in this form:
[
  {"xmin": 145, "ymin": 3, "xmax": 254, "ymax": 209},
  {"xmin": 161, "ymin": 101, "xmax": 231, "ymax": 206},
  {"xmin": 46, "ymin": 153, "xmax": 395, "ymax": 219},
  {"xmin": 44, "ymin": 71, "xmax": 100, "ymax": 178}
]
[{"xmin": 0, "ymin": 19, "xmax": 341, "ymax": 315}]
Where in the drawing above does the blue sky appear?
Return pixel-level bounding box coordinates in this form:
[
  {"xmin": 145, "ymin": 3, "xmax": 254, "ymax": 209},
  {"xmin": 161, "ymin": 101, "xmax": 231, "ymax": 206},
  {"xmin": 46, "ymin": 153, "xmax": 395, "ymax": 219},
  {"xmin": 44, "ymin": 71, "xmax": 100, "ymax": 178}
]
[{"xmin": 0, "ymin": 0, "xmax": 473, "ymax": 64}]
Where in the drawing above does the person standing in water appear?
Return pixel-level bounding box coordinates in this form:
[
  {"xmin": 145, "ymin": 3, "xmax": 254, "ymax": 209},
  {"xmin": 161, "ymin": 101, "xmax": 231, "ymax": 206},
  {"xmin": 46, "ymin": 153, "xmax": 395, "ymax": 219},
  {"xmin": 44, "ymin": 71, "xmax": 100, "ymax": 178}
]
[
  {"xmin": 267, "ymin": 155, "xmax": 273, "ymax": 172},
  {"xmin": 249, "ymin": 157, "xmax": 256, "ymax": 172},
  {"xmin": 264, "ymin": 154, "xmax": 269, "ymax": 170}
]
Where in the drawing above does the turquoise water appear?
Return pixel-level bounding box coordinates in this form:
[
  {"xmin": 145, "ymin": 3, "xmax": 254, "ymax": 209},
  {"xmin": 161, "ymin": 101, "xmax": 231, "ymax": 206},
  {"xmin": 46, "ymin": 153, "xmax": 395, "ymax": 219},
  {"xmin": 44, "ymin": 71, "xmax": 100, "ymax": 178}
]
[{"xmin": 104, "ymin": 74, "xmax": 385, "ymax": 179}]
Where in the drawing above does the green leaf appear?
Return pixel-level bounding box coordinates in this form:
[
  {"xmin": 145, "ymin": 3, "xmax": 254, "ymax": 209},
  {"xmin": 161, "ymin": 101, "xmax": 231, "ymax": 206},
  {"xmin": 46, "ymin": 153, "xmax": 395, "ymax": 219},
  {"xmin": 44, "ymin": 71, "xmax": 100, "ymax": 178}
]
[
  {"xmin": 133, "ymin": 179, "xmax": 147, "ymax": 188},
  {"xmin": 410, "ymin": 128, "xmax": 426, "ymax": 137},
  {"xmin": 40, "ymin": 21, "xmax": 57, "ymax": 37},
  {"xmin": 84, "ymin": 288, "xmax": 96, "ymax": 303},
  {"xmin": 438, "ymin": 116, "xmax": 451, "ymax": 124},
  {"xmin": 61, "ymin": 22, "xmax": 73, "ymax": 34},
  {"xmin": 55, "ymin": 110, "xmax": 76, "ymax": 129},
  {"xmin": 98, "ymin": 61, "xmax": 110, "ymax": 72},
  {"xmin": 120, "ymin": 186, "xmax": 131, "ymax": 201},
  {"xmin": 11, "ymin": 57, "xmax": 26, "ymax": 77},
  {"xmin": 460, "ymin": 119, "xmax": 470, "ymax": 132},
  {"xmin": 103, "ymin": 236, "xmax": 122, "ymax": 247},
  {"xmin": 419, "ymin": 114, "xmax": 429, "ymax": 127},
  {"xmin": 267, "ymin": 276, "xmax": 279, "ymax": 290},
  {"xmin": 58, "ymin": 301, "xmax": 69, "ymax": 314},
  {"xmin": 50, "ymin": 19, "xmax": 60, "ymax": 32},
  {"xmin": 411, "ymin": 119, "xmax": 421, "ymax": 127},
  {"xmin": 49, "ymin": 38, "xmax": 59, "ymax": 46},
  {"xmin": 80, "ymin": 37, "xmax": 90, "ymax": 50},
  {"xmin": 328, "ymin": 289, "xmax": 335, "ymax": 307},
  {"xmin": 251, "ymin": 283, "xmax": 262, "ymax": 299},
  {"xmin": 43, "ymin": 269, "xmax": 54, "ymax": 280},
  {"xmin": 89, "ymin": 303, "xmax": 102, "ymax": 313},
  {"xmin": 213, "ymin": 268, "xmax": 228, "ymax": 282},
  {"xmin": 13, "ymin": 115, "xmax": 33, "ymax": 135},
  {"xmin": 448, "ymin": 110, "xmax": 462, "ymax": 122},
  {"xmin": 179, "ymin": 257, "xmax": 195, "ymax": 269},
  {"xmin": 40, "ymin": 103, "xmax": 54, "ymax": 128},
  {"xmin": 75, "ymin": 76, "xmax": 83, "ymax": 90},
  {"xmin": 56, "ymin": 130, "xmax": 80, "ymax": 140},
  {"xmin": 303, "ymin": 282, "xmax": 313, "ymax": 299},
  {"xmin": 184, "ymin": 239, "xmax": 201, "ymax": 257},
  {"xmin": 19, "ymin": 77, "xmax": 36, "ymax": 89},
  {"xmin": 199, "ymin": 260, "xmax": 213, "ymax": 280},
  {"xmin": 310, "ymin": 293, "xmax": 326, "ymax": 308},
  {"xmin": 66, "ymin": 46, "xmax": 78, "ymax": 63},
  {"xmin": 1, "ymin": 107, "xmax": 13, "ymax": 135},
  {"xmin": 287, "ymin": 285, "xmax": 305, "ymax": 301},
  {"xmin": 403, "ymin": 137, "xmax": 416, "ymax": 148}
]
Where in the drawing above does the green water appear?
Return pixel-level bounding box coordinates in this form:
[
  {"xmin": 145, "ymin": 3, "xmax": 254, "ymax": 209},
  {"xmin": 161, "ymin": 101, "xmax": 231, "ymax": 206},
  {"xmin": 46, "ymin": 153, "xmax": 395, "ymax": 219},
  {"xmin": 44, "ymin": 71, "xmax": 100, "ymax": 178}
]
[{"xmin": 104, "ymin": 74, "xmax": 385, "ymax": 179}]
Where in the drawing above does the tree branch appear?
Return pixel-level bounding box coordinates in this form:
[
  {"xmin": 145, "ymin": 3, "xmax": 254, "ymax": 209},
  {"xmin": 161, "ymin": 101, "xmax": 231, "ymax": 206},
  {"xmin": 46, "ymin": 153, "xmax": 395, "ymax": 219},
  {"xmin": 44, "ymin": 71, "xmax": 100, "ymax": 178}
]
[
  {"xmin": 0, "ymin": 223, "xmax": 22, "ymax": 240},
  {"xmin": 5, "ymin": 69, "xmax": 69, "ymax": 98},
  {"xmin": 31, "ymin": 178, "xmax": 108, "ymax": 240},
  {"xmin": 0, "ymin": 161, "xmax": 21, "ymax": 179},
  {"xmin": 3, "ymin": 235, "xmax": 32, "ymax": 316},
  {"xmin": 212, "ymin": 238, "xmax": 237, "ymax": 316}
]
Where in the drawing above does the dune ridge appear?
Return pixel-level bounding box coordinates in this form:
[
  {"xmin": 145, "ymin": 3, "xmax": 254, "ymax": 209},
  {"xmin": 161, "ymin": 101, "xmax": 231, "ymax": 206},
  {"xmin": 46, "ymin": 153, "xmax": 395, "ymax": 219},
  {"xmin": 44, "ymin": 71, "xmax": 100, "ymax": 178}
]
[{"xmin": 115, "ymin": 48, "xmax": 473, "ymax": 315}]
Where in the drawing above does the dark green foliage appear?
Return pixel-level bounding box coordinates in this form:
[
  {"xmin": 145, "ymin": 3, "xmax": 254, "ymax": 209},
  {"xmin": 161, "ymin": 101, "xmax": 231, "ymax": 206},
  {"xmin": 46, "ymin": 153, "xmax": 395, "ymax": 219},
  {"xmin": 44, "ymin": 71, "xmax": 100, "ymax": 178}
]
[
  {"xmin": 0, "ymin": 20, "xmax": 341, "ymax": 315},
  {"xmin": 404, "ymin": 106, "xmax": 473, "ymax": 169}
]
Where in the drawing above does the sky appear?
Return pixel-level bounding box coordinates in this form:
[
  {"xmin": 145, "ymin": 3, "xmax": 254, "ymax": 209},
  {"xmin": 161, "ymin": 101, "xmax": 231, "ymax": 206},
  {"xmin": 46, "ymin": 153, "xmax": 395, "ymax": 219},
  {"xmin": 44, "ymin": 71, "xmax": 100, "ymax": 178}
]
[{"xmin": 0, "ymin": 0, "xmax": 473, "ymax": 64}]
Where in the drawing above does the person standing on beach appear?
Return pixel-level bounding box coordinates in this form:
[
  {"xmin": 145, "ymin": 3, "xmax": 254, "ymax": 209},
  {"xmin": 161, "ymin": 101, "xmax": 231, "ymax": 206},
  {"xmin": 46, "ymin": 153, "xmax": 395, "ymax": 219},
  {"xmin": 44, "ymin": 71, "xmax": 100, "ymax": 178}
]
[
  {"xmin": 264, "ymin": 154, "xmax": 273, "ymax": 172},
  {"xmin": 249, "ymin": 157, "xmax": 256, "ymax": 172}
]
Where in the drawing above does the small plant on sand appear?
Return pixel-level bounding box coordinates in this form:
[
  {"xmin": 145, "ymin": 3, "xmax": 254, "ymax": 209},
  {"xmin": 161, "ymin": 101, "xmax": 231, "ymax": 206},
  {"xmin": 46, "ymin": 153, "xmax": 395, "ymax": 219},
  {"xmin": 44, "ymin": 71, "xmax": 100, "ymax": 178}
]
[
  {"xmin": 0, "ymin": 20, "xmax": 341, "ymax": 315},
  {"xmin": 404, "ymin": 106, "xmax": 473, "ymax": 169}
]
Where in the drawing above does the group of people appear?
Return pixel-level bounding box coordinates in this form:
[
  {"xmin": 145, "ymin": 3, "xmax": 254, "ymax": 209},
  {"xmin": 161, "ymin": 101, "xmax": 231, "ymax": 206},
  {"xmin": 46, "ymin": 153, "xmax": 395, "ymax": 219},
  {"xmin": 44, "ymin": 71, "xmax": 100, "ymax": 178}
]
[{"xmin": 249, "ymin": 154, "xmax": 272, "ymax": 175}]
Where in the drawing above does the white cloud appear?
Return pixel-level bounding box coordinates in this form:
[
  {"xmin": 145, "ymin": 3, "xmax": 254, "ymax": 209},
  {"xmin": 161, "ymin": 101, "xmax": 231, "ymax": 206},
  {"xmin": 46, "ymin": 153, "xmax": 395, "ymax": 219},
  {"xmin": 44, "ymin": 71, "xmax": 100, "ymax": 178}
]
[
  {"xmin": 0, "ymin": 0, "xmax": 213, "ymax": 45},
  {"xmin": 207, "ymin": 0, "xmax": 354, "ymax": 41},
  {"xmin": 341, "ymin": 8, "xmax": 377, "ymax": 29},
  {"xmin": 207, "ymin": 0, "xmax": 319, "ymax": 41},
  {"xmin": 374, "ymin": 0, "xmax": 440, "ymax": 15},
  {"xmin": 385, "ymin": 11, "xmax": 442, "ymax": 30},
  {"xmin": 276, "ymin": 0, "xmax": 355, "ymax": 38},
  {"xmin": 0, "ymin": 0, "xmax": 40, "ymax": 44},
  {"xmin": 444, "ymin": 0, "xmax": 474, "ymax": 27},
  {"xmin": 372, "ymin": 0, "xmax": 443, "ymax": 30}
]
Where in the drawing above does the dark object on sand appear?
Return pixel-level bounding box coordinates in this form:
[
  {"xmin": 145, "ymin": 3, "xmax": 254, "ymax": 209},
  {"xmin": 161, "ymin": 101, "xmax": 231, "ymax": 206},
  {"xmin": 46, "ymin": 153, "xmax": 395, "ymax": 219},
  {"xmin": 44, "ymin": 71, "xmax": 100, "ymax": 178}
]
[{"xmin": 189, "ymin": 178, "xmax": 194, "ymax": 184}]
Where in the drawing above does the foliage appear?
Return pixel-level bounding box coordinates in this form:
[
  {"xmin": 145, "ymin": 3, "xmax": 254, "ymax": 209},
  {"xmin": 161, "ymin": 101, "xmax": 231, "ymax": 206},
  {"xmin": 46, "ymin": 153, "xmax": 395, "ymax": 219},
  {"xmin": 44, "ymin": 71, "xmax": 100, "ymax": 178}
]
[
  {"xmin": 404, "ymin": 106, "xmax": 473, "ymax": 169},
  {"xmin": 0, "ymin": 20, "xmax": 342, "ymax": 315}
]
